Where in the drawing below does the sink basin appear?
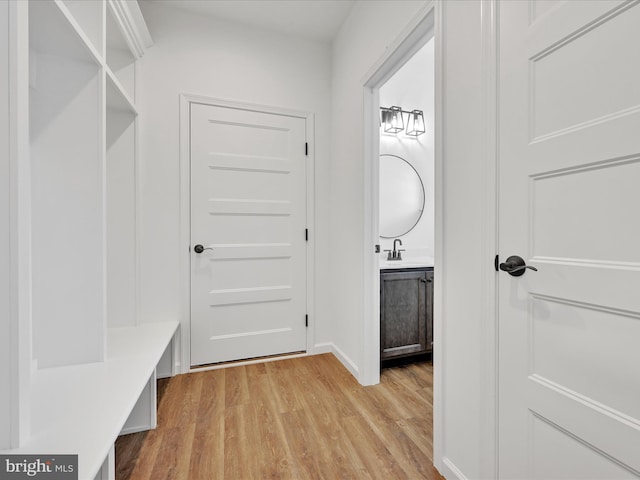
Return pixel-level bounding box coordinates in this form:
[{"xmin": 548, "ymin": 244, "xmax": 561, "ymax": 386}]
[{"xmin": 380, "ymin": 256, "xmax": 434, "ymax": 269}]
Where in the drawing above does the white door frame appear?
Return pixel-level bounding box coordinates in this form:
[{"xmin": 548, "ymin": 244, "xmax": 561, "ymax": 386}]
[
  {"xmin": 362, "ymin": 1, "xmax": 499, "ymax": 477},
  {"xmin": 361, "ymin": 4, "xmax": 435, "ymax": 384},
  {"xmin": 178, "ymin": 94, "xmax": 316, "ymax": 373}
]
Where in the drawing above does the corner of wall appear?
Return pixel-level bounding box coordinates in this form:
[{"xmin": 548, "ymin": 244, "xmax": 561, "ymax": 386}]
[{"xmin": 314, "ymin": 342, "xmax": 360, "ymax": 380}]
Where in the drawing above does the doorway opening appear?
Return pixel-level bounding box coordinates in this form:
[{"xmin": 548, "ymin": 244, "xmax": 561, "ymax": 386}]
[
  {"xmin": 378, "ymin": 39, "xmax": 435, "ymax": 367},
  {"xmin": 361, "ymin": 1, "xmax": 440, "ymax": 460},
  {"xmin": 362, "ymin": 4, "xmax": 436, "ymax": 386}
]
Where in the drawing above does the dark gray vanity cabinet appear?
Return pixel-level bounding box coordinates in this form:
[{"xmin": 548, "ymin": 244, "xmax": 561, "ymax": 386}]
[{"xmin": 380, "ymin": 267, "xmax": 433, "ymax": 361}]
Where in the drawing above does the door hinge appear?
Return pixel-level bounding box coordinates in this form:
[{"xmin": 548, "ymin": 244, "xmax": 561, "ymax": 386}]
[
  {"xmin": 305, "ymin": 142, "xmax": 308, "ymax": 156},
  {"xmin": 305, "ymin": 314, "xmax": 308, "ymax": 327},
  {"xmin": 494, "ymin": 254, "xmax": 499, "ymax": 272},
  {"xmin": 375, "ymin": 244, "xmax": 380, "ymax": 253},
  {"xmin": 305, "ymin": 228, "xmax": 309, "ymax": 241}
]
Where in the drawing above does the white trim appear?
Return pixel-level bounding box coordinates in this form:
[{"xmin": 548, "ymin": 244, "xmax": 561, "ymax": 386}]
[
  {"xmin": 432, "ymin": 1, "xmax": 500, "ymax": 477},
  {"xmin": 314, "ymin": 342, "xmax": 360, "ymax": 379},
  {"xmin": 178, "ymin": 93, "xmax": 316, "ymax": 374},
  {"xmin": 361, "ymin": 80, "xmax": 380, "ymax": 387},
  {"xmin": 8, "ymin": 0, "xmax": 31, "ymax": 448},
  {"xmin": 441, "ymin": 456, "xmax": 469, "ymax": 480},
  {"xmin": 179, "ymin": 94, "xmax": 190, "ymax": 374},
  {"xmin": 108, "ymin": 0, "xmax": 153, "ymax": 59},
  {"xmin": 478, "ymin": 1, "xmax": 500, "ymax": 479},
  {"xmin": 361, "ymin": 2, "xmax": 435, "ymax": 387},
  {"xmin": 362, "ymin": 1, "xmax": 447, "ymax": 476},
  {"xmin": 99, "ymin": 55, "xmax": 108, "ymax": 362},
  {"xmin": 361, "ymin": 3, "xmax": 436, "ymax": 87},
  {"xmin": 133, "ymin": 59, "xmax": 142, "ymax": 328},
  {"xmin": 432, "ymin": 0, "xmax": 445, "ymax": 472}
]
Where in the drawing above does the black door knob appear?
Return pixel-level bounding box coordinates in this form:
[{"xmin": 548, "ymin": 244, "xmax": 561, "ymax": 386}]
[
  {"xmin": 193, "ymin": 244, "xmax": 213, "ymax": 254},
  {"xmin": 499, "ymin": 255, "xmax": 538, "ymax": 277}
]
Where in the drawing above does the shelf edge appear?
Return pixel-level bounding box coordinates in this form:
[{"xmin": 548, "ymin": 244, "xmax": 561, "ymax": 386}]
[
  {"xmin": 105, "ymin": 66, "xmax": 138, "ymax": 115},
  {"xmin": 52, "ymin": 0, "xmax": 104, "ymax": 66}
]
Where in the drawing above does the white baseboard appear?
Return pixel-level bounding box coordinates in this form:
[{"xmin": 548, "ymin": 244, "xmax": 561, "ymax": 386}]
[
  {"xmin": 312, "ymin": 342, "xmax": 333, "ymax": 354},
  {"xmin": 440, "ymin": 456, "xmax": 468, "ymax": 480},
  {"xmin": 120, "ymin": 424, "xmax": 151, "ymax": 436},
  {"xmin": 314, "ymin": 342, "xmax": 359, "ymax": 380}
]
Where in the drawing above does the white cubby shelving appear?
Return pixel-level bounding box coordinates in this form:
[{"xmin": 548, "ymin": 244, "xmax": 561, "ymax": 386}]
[
  {"xmin": 5, "ymin": 2, "xmax": 171, "ymax": 479},
  {"xmin": 29, "ymin": 0, "xmax": 105, "ymax": 369},
  {"xmin": 106, "ymin": 1, "xmax": 136, "ymax": 102},
  {"xmin": 59, "ymin": 0, "xmax": 104, "ymax": 58},
  {"xmin": 106, "ymin": 104, "xmax": 137, "ymax": 329}
]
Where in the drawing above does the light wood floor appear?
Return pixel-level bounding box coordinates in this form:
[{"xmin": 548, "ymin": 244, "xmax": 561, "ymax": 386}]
[{"xmin": 116, "ymin": 353, "xmax": 443, "ymax": 480}]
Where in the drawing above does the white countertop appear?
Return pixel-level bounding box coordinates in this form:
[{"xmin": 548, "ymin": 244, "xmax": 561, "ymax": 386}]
[{"xmin": 379, "ymin": 256, "xmax": 434, "ymax": 269}]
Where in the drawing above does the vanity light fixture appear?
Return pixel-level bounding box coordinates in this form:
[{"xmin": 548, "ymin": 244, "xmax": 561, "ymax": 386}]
[
  {"xmin": 380, "ymin": 106, "xmax": 425, "ymax": 136},
  {"xmin": 382, "ymin": 106, "xmax": 404, "ymax": 134},
  {"xmin": 406, "ymin": 109, "xmax": 426, "ymax": 136}
]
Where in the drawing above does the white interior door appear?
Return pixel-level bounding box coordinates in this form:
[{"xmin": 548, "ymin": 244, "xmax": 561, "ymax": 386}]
[
  {"xmin": 499, "ymin": 1, "xmax": 640, "ymax": 478},
  {"xmin": 190, "ymin": 103, "xmax": 307, "ymax": 367}
]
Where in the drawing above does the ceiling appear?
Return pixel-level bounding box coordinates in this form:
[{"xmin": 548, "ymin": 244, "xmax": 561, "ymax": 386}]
[{"xmin": 144, "ymin": 0, "xmax": 356, "ymax": 43}]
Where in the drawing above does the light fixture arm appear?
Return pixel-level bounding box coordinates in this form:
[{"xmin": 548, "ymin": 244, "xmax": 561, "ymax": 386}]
[{"xmin": 380, "ymin": 107, "xmax": 414, "ymax": 116}]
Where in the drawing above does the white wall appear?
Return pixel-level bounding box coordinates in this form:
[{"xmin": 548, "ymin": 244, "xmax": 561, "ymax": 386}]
[
  {"xmin": 329, "ymin": 0, "xmax": 427, "ymax": 383},
  {"xmin": 379, "ymin": 38, "xmax": 434, "ymax": 257},
  {"xmin": 136, "ymin": 3, "xmax": 333, "ymax": 364},
  {"xmin": 0, "ymin": 0, "xmax": 11, "ymax": 450}
]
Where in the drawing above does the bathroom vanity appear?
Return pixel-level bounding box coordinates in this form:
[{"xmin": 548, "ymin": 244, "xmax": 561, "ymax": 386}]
[
  {"xmin": 380, "ymin": 265, "xmax": 433, "ymax": 362},
  {"xmin": 378, "ymin": 152, "xmax": 434, "ymax": 363}
]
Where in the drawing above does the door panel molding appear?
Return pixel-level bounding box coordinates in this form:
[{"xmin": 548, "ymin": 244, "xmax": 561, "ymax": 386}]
[
  {"xmin": 499, "ymin": 0, "xmax": 640, "ymax": 476},
  {"xmin": 179, "ymin": 93, "xmax": 315, "ymax": 373}
]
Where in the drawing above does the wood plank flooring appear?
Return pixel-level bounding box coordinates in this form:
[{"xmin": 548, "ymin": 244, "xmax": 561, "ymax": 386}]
[{"xmin": 115, "ymin": 353, "xmax": 443, "ymax": 480}]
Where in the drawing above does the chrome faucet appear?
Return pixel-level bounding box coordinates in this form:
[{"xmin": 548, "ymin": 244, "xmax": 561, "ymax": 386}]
[{"xmin": 385, "ymin": 238, "xmax": 405, "ymax": 261}]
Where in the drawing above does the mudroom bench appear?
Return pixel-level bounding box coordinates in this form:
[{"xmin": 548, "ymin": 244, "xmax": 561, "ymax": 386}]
[{"xmin": 7, "ymin": 321, "xmax": 178, "ymax": 480}]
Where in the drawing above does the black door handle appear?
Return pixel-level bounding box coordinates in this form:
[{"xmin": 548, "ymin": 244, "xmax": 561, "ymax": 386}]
[
  {"xmin": 193, "ymin": 244, "xmax": 213, "ymax": 254},
  {"xmin": 499, "ymin": 255, "xmax": 537, "ymax": 277}
]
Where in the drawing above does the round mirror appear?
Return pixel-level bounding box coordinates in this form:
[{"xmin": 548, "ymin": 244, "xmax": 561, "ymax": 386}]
[{"xmin": 379, "ymin": 154, "xmax": 425, "ymax": 238}]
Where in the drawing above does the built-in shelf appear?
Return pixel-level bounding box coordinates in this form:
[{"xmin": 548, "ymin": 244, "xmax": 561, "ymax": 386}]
[
  {"xmin": 30, "ymin": 0, "xmax": 105, "ymax": 369},
  {"xmin": 106, "ymin": 1, "xmax": 136, "ymax": 102},
  {"xmin": 6, "ymin": 0, "xmax": 154, "ymax": 464},
  {"xmin": 106, "ymin": 67, "xmax": 137, "ymax": 114},
  {"xmin": 60, "ymin": 0, "xmax": 104, "ymax": 58},
  {"xmin": 30, "ymin": 0, "xmax": 102, "ymax": 66},
  {"xmin": 106, "ymin": 101, "xmax": 137, "ymax": 329},
  {"xmin": 6, "ymin": 321, "xmax": 178, "ymax": 480}
]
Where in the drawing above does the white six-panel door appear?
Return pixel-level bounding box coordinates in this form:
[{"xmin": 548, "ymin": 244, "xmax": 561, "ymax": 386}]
[
  {"xmin": 190, "ymin": 103, "xmax": 307, "ymax": 366},
  {"xmin": 499, "ymin": 1, "xmax": 640, "ymax": 478}
]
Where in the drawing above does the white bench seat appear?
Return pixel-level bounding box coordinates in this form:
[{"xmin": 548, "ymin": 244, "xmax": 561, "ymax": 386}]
[{"xmin": 7, "ymin": 321, "xmax": 179, "ymax": 480}]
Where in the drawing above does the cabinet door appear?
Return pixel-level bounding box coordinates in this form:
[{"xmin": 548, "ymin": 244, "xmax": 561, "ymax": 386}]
[{"xmin": 380, "ymin": 270, "xmax": 428, "ymax": 360}]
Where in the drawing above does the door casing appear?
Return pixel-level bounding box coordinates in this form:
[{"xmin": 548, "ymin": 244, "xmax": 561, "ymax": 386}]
[
  {"xmin": 178, "ymin": 94, "xmax": 316, "ymax": 373},
  {"xmin": 362, "ymin": 1, "xmax": 500, "ymax": 478},
  {"xmin": 362, "ymin": 1, "xmax": 435, "ymax": 386}
]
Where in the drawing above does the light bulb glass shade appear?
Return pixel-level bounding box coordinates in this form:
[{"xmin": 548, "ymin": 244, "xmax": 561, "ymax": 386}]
[
  {"xmin": 383, "ymin": 106, "xmax": 404, "ymax": 133},
  {"xmin": 380, "ymin": 108, "xmax": 388, "ymax": 127},
  {"xmin": 406, "ymin": 109, "xmax": 425, "ymax": 136}
]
